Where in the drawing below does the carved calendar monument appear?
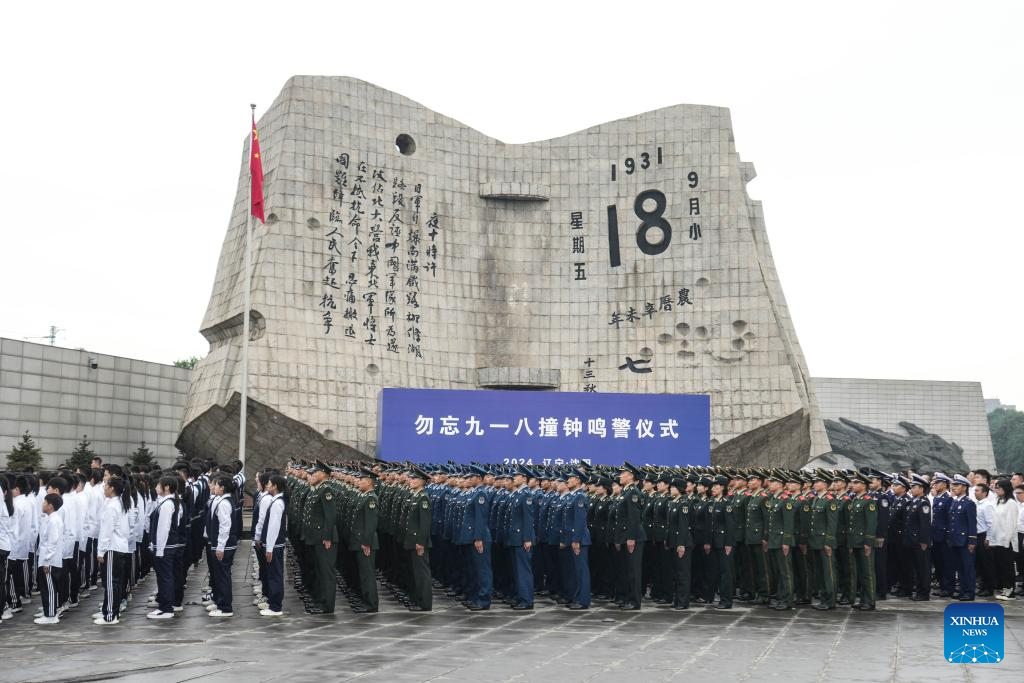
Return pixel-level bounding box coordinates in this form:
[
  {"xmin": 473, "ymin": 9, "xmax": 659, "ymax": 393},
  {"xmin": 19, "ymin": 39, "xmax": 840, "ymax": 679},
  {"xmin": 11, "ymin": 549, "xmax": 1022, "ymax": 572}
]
[{"xmin": 177, "ymin": 75, "xmax": 830, "ymax": 473}]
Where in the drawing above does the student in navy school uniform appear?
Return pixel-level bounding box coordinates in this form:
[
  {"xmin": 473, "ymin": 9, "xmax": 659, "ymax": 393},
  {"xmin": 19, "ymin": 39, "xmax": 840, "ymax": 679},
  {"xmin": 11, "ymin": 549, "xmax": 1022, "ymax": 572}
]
[
  {"xmin": 34, "ymin": 493, "xmax": 64, "ymax": 625},
  {"xmin": 251, "ymin": 471, "xmax": 271, "ymax": 609},
  {"xmin": 257, "ymin": 475, "xmax": 288, "ymax": 616},
  {"xmin": 204, "ymin": 475, "xmax": 239, "ymax": 617},
  {"xmin": 147, "ymin": 476, "xmax": 186, "ymax": 619}
]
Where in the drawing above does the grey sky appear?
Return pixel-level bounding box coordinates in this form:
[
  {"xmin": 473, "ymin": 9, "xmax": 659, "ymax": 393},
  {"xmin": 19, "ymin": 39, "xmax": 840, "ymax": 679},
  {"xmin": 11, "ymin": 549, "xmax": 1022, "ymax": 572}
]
[{"xmin": 1, "ymin": 1, "xmax": 1020, "ymax": 405}]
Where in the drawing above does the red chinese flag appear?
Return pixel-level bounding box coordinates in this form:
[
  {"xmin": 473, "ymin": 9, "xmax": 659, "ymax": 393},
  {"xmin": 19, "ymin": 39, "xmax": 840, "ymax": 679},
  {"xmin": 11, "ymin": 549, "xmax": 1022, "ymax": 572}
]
[{"xmin": 250, "ymin": 114, "xmax": 265, "ymax": 223}]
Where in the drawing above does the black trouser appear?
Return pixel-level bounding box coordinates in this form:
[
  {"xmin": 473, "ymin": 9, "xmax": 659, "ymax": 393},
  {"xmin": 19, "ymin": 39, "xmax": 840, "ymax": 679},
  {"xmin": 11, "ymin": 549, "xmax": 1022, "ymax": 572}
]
[
  {"xmin": 993, "ymin": 545, "xmax": 1016, "ymax": 590},
  {"xmin": 37, "ymin": 565, "xmax": 62, "ymax": 618},
  {"xmin": 713, "ymin": 547, "xmax": 734, "ymax": 606},
  {"xmin": 59, "ymin": 551, "xmax": 76, "ymax": 606},
  {"xmin": 976, "ymin": 532, "xmax": 997, "ymax": 591},
  {"xmin": 623, "ymin": 542, "xmax": 644, "ymax": 605},
  {"xmin": 101, "ymin": 551, "xmax": 127, "ymax": 621},
  {"xmin": 265, "ymin": 546, "xmax": 284, "ymax": 612},
  {"xmin": 206, "ymin": 546, "xmax": 235, "ymax": 612},
  {"xmin": 671, "ymin": 546, "xmax": 692, "ymax": 607},
  {"xmin": 154, "ymin": 547, "xmax": 182, "ymax": 613},
  {"xmin": 10, "ymin": 557, "xmax": 29, "ymax": 605},
  {"xmin": 874, "ymin": 543, "xmax": 887, "ymax": 599},
  {"xmin": 0, "ymin": 550, "xmax": 8, "ymax": 610},
  {"xmin": 86, "ymin": 538, "xmax": 98, "ymax": 587},
  {"xmin": 908, "ymin": 544, "xmax": 930, "ymax": 597},
  {"xmin": 354, "ymin": 547, "xmax": 378, "ymax": 610},
  {"xmin": 409, "ymin": 547, "xmax": 432, "ymax": 609}
]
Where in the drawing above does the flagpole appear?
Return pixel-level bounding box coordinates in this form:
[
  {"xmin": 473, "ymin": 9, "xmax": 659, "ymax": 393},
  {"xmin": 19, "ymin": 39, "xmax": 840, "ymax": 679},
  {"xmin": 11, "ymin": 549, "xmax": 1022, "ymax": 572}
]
[{"xmin": 240, "ymin": 103, "xmax": 255, "ymax": 471}]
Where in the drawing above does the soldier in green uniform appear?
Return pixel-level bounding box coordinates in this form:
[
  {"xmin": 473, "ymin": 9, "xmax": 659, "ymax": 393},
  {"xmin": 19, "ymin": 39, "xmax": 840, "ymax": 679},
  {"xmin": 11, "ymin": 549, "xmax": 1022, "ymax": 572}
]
[
  {"xmin": 788, "ymin": 473, "xmax": 812, "ymax": 605},
  {"xmin": 709, "ymin": 475, "xmax": 737, "ymax": 609},
  {"xmin": 615, "ymin": 462, "xmax": 646, "ymax": 610},
  {"xmin": 847, "ymin": 472, "xmax": 878, "ymax": 610},
  {"xmin": 763, "ymin": 471, "xmax": 796, "ymax": 610},
  {"xmin": 650, "ymin": 474, "xmax": 672, "ymax": 603},
  {"xmin": 807, "ymin": 470, "xmax": 839, "ymax": 609},
  {"xmin": 401, "ymin": 466, "xmax": 432, "ymax": 611},
  {"xmin": 831, "ymin": 472, "xmax": 853, "ymax": 604},
  {"xmin": 303, "ymin": 460, "xmax": 338, "ymax": 614},
  {"xmin": 348, "ymin": 467, "xmax": 380, "ymax": 613},
  {"xmin": 729, "ymin": 471, "xmax": 751, "ymax": 602},
  {"xmin": 743, "ymin": 471, "xmax": 770, "ymax": 604}
]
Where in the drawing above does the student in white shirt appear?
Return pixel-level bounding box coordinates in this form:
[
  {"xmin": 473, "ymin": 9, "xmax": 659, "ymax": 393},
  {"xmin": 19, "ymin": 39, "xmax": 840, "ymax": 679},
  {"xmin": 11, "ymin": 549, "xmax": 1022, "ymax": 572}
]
[
  {"xmin": 0, "ymin": 477, "xmax": 14, "ymax": 622},
  {"xmin": 203, "ymin": 476, "xmax": 237, "ymax": 617},
  {"xmin": 95, "ymin": 477, "xmax": 132, "ymax": 625},
  {"xmin": 83, "ymin": 469, "xmax": 105, "ymax": 591},
  {"xmin": 251, "ymin": 472, "xmax": 273, "ymax": 608},
  {"xmin": 257, "ymin": 475, "xmax": 287, "ymax": 617},
  {"xmin": 9, "ymin": 475, "xmax": 35, "ymax": 611},
  {"xmin": 147, "ymin": 476, "xmax": 185, "ymax": 619},
  {"xmin": 42, "ymin": 476, "xmax": 76, "ymax": 611},
  {"xmin": 989, "ymin": 479, "xmax": 1020, "ymax": 600},
  {"xmin": 974, "ymin": 484, "xmax": 997, "ymax": 596},
  {"xmin": 69, "ymin": 475, "xmax": 89, "ymax": 604},
  {"xmin": 34, "ymin": 494, "xmax": 64, "ymax": 625}
]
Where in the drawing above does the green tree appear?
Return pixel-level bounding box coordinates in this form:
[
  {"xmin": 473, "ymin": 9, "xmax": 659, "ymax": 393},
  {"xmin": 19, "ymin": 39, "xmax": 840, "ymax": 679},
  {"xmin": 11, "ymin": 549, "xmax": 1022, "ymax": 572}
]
[
  {"xmin": 130, "ymin": 441, "xmax": 156, "ymax": 468},
  {"xmin": 173, "ymin": 356, "xmax": 201, "ymax": 369},
  {"xmin": 64, "ymin": 435, "xmax": 96, "ymax": 471},
  {"xmin": 988, "ymin": 407, "xmax": 1024, "ymax": 474},
  {"xmin": 7, "ymin": 431, "xmax": 43, "ymax": 471}
]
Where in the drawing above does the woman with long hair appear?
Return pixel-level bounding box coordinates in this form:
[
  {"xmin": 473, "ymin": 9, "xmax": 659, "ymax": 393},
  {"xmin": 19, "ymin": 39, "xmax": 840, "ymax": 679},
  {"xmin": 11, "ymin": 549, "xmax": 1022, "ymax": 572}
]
[
  {"xmin": 94, "ymin": 477, "xmax": 131, "ymax": 625},
  {"xmin": 988, "ymin": 479, "xmax": 1020, "ymax": 600},
  {"xmin": 204, "ymin": 475, "xmax": 238, "ymax": 617},
  {"xmin": 146, "ymin": 476, "xmax": 185, "ymax": 619}
]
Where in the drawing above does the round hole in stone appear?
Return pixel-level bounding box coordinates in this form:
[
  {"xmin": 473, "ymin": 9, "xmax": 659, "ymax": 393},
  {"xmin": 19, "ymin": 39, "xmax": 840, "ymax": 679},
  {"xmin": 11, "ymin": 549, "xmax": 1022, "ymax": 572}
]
[
  {"xmin": 366, "ymin": 363, "xmax": 380, "ymax": 375},
  {"xmin": 638, "ymin": 347, "xmax": 653, "ymax": 359},
  {"xmin": 743, "ymin": 331, "xmax": 756, "ymax": 340},
  {"xmin": 695, "ymin": 277, "xmax": 710, "ymax": 287},
  {"xmin": 680, "ymin": 340, "xmax": 690, "ymax": 348},
  {"xmin": 732, "ymin": 320, "xmax": 748, "ymax": 334},
  {"xmin": 694, "ymin": 326, "xmax": 708, "ymax": 338},
  {"xmin": 731, "ymin": 338, "xmax": 745, "ymax": 351},
  {"xmin": 306, "ymin": 217, "xmax": 321, "ymax": 230},
  {"xmin": 657, "ymin": 333, "xmax": 673, "ymax": 344},
  {"xmin": 675, "ymin": 322, "xmax": 690, "ymax": 336},
  {"xmin": 323, "ymin": 429, "xmax": 335, "ymax": 440},
  {"xmin": 710, "ymin": 438, "xmax": 720, "ymax": 449},
  {"xmin": 395, "ymin": 134, "xmax": 416, "ymax": 156},
  {"xmin": 266, "ymin": 212, "xmax": 279, "ymax": 223},
  {"xmin": 645, "ymin": 226, "xmax": 666, "ymax": 246},
  {"xmin": 677, "ymin": 350, "xmax": 695, "ymax": 358}
]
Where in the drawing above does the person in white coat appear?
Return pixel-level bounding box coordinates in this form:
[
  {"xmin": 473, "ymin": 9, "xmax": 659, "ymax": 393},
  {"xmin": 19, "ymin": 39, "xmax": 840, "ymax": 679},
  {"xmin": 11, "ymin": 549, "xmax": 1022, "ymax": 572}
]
[
  {"xmin": 94, "ymin": 477, "xmax": 132, "ymax": 625},
  {"xmin": 0, "ymin": 478, "xmax": 14, "ymax": 622},
  {"xmin": 34, "ymin": 494, "xmax": 64, "ymax": 625},
  {"xmin": 8, "ymin": 476, "xmax": 35, "ymax": 612},
  {"xmin": 988, "ymin": 479, "xmax": 1020, "ymax": 600}
]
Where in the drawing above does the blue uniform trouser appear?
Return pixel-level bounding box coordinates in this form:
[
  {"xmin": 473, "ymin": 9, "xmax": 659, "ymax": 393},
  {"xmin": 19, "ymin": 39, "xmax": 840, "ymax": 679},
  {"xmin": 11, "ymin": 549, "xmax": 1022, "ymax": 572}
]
[
  {"xmin": 559, "ymin": 547, "xmax": 576, "ymax": 601},
  {"xmin": 154, "ymin": 547, "xmax": 181, "ymax": 613},
  {"xmin": 571, "ymin": 545, "xmax": 591, "ymax": 607},
  {"xmin": 266, "ymin": 546, "xmax": 284, "ymax": 612},
  {"xmin": 470, "ymin": 541, "xmax": 492, "ymax": 607},
  {"xmin": 933, "ymin": 541, "xmax": 954, "ymax": 593},
  {"xmin": 206, "ymin": 547, "xmax": 235, "ymax": 612},
  {"xmin": 951, "ymin": 544, "xmax": 976, "ymax": 598},
  {"xmin": 512, "ymin": 545, "xmax": 534, "ymax": 606}
]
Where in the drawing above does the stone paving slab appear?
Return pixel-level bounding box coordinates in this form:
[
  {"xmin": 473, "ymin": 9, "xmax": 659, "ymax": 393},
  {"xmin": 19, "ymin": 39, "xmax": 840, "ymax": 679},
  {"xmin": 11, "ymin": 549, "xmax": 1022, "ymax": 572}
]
[{"xmin": 1, "ymin": 542, "xmax": 1022, "ymax": 682}]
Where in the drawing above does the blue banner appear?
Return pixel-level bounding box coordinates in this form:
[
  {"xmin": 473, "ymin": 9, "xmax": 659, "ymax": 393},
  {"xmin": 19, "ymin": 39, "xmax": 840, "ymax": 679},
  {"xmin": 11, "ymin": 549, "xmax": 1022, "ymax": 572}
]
[{"xmin": 376, "ymin": 388, "xmax": 710, "ymax": 466}]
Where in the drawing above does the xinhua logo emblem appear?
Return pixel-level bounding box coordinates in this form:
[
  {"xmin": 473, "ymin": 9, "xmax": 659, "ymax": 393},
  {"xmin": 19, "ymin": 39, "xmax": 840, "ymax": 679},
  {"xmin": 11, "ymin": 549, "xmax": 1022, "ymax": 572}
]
[{"xmin": 944, "ymin": 603, "xmax": 1004, "ymax": 664}]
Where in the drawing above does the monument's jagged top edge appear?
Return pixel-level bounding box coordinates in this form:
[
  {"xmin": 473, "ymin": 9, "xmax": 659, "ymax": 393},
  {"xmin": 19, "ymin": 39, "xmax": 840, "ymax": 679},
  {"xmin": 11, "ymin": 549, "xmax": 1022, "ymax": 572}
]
[{"xmin": 276, "ymin": 75, "xmax": 734, "ymax": 147}]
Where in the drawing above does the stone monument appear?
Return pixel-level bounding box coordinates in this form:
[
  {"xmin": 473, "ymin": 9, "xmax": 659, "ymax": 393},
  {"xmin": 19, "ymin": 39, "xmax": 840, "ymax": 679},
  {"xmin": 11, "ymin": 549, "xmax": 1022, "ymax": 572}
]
[{"xmin": 177, "ymin": 76, "xmax": 830, "ymax": 473}]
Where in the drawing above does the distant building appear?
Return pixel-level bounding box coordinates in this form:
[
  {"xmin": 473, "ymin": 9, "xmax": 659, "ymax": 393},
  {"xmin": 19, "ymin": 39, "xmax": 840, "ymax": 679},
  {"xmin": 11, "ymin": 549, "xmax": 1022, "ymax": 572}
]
[
  {"xmin": 811, "ymin": 377, "xmax": 995, "ymax": 471},
  {"xmin": 0, "ymin": 338, "xmax": 190, "ymax": 470},
  {"xmin": 985, "ymin": 398, "xmax": 1017, "ymax": 413}
]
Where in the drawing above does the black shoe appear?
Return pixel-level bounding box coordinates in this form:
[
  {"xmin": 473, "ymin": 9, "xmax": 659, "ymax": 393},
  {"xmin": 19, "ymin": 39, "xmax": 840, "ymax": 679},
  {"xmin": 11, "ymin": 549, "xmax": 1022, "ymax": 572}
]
[
  {"xmin": 407, "ymin": 605, "xmax": 429, "ymax": 611},
  {"xmin": 958, "ymin": 596, "xmax": 975, "ymax": 601},
  {"xmin": 511, "ymin": 603, "xmax": 533, "ymax": 611},
  {"xmin": 567, "ymin": 603, "xmax": 589, "ymax": 610},
  {"xmin": 304, "ymin": 607, "xmax": 325, "ymax": 614},
  {"xmin": 773, "ymin": 604, "xmax": 792, "ymax": 611},
  {"xmin": 812, "ymin": 603, "xmax": 834, "ymax": 611},
  {"xmin": 672, "ymin": 604, "xmax": 689, "ymax": 610},
  {"xmin": 467, "ymin": 603, "xmax": 489, "ymax": 611},
  {"xmin": 352, "ymin": 606, "xmax": 378, "ymax": 613},
  {"xmin": 858, "ymin": 604, "xmax": 875, "ymax": 611},
  {"xmin": 911, "ymin": 595, "xmax": 929, "ymax": 601},
  {"xmin": 976, "ymin": 590, "xmax": 994, "ymax": 597},
  {"xmin": 619, "ymin": 602, "xmax": 641, "ymax": 611},
  {"xmin": 932, "ymin": 591, "xmax": 952, "ymax": 598},
  {"xmin": 715, "ymin": 603, "xmax": 732, "ymax": 610}
]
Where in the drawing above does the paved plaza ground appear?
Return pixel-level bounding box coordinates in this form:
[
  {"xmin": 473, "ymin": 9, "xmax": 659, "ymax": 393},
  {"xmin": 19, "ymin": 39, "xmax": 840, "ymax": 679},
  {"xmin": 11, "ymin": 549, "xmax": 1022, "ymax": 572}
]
[{"xmin": 2, "ymin": 541, "xmax": 1022, "ymax": 683}]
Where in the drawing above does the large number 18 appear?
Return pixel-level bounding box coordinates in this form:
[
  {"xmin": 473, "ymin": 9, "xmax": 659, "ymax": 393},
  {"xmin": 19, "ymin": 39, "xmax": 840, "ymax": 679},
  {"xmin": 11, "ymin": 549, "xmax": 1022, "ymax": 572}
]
[{"xmin": 606, "ymin": 189, "xmax": 671, "ymax": 267}]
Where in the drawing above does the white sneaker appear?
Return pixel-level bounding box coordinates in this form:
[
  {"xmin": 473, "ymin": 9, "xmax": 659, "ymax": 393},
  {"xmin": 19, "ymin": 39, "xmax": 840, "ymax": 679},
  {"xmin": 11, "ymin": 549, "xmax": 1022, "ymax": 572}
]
[
  {"xmin": 91, "ymin": 612, "xmax": 103, "ymax": 619},
  {"xmin": 257, "ymin": 601, "xmax": 269, "ymax": 610},
  {"xmin": 119, "ymin": 600, "xmax": 128, "ymax": 611},
  {"xmin": 10, "ymin": 606, "xmax": 23, "ymax": 614},
  {"xmin": 200, "ymin": 597, "xmax": 213, "ymax": 605},
  {"xmin": 206, "ymin": 604, "xmax": 218, "ymax": 611},
  {"xmin": 80, "ymin": 591, "xmax": 90, "ymax": 598},
  {"xmin": 1, "ymin": 609, "xmax": 13, "ymax": 620},
  {"xmin": 209, "ymin": 609, "xmax": 233, "ymax": 617},
  {"xmin": 146, "ymin": 600, "xmax": 160, "ymax": 608},
  {"xmin": 253, "ymin": 586, "xmax": 262, "ymax": 595},
  {"xmin": 146, "ymin": 610, "xmax": 174, "ymax": 619},
  {"xmin": 260, "ymin": 608, "xmax": 283, "ymax": 616},
  {"xmin": 172, "ymin": 605, "xmax": 184, "ymax": 612},
  {"xmin": 94, "ymin": 617, "xmax": 119, "ymax": 625},
  {"xmin": 34, "ymin": 616, "xmax": 59, "ymax": 625},
  {"xmin": 996, "ymin": 590, "xmax": 1014, "ymax": 600},
  {"xmin": 67, "ymin": 600, "xmax": 79, "ymax": 608},
  {"xmin": 20, "ymin": 596, "xmax": 31, "ymax": 604},
  {"xmin": 57, "ymin": 605, "xmax": 68, "ymax": 615},
  {"xmin": 88, "ymin": 584, "xmax": 98, "ymax": 591}
]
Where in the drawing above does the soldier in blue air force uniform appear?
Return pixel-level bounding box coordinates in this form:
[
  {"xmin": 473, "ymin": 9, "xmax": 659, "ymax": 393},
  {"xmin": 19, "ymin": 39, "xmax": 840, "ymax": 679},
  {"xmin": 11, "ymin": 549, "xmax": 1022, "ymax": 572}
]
[
  {"xmin": 563, "ymin": 469, "xmax": 592, "ymax": 609},
  {"xmin": 504, "ymin": 464, "xmax": 536, "ymax": 610}
]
